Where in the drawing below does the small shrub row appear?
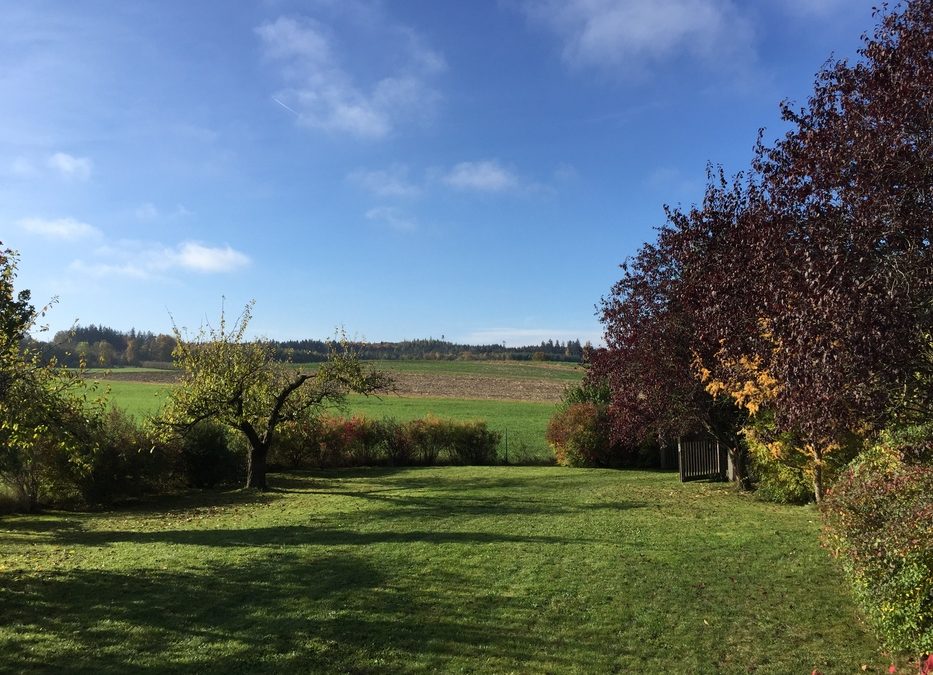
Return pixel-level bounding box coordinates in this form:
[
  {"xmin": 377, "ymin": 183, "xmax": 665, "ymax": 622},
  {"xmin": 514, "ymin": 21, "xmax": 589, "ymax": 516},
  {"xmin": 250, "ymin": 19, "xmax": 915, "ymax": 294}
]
[
  {"xmin": 269, "ymin": 414, "xmax": 501, "ymax": 469},
  {"xmin": 822, "ymin": 424, "xmax": 933, "ymax": 657}
]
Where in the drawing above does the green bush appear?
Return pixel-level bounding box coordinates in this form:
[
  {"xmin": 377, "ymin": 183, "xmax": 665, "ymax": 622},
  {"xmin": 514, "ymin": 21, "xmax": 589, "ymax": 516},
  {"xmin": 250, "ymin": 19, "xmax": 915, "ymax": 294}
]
[
  {"xmin": 546, "ymin": 403, "xmax": 613, "ymax": 467},
  {"xmin": 822, "ymin": 425, "xmax": 933, "ymax": 656},
  {"xmin": 177, "ymin": 421, "xmax": 243, "ymax": 488},
  {"xmin": 745, "ymin": 413, "xmax": 862, "ymax": 504},
  {"xmin": 444, "ymin": 420, "xmax": 500, "ymax": 465},
  {"xmin": 747, "ymin": 443, "xmax": 813, "ymax": 504},
  {"xmin": 407, "ymin": 416, "xmax": 447, "ymax": 466},
  {"xmin": 59, "ymin": 407, "xmax": 164, "ymax": 504}
]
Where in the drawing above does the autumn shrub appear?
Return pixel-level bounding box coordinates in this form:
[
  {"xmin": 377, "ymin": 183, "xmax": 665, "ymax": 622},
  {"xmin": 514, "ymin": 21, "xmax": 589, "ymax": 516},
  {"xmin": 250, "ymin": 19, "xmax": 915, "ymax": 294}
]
[
  {"xmin": 822, "ymin": 425, "xmax": 933, "ymax": 656},
  {"xmin": 407, "ymin": 415, "xmax": 447, "ymax": 466},
  {"xmin": 268, "ymin": 414, "xmax": 502, "ymax": 469},
  {"xmin": 546, "ymin": 403, "xmax": 613, "ymax": 467},
  {"xmin": 269, "ymin": 418, "xmax": 323, "ymax": 469},
  {"xmin": 444, "ymin": 421, "xmax": 500, "ymax": 465},
  {"xmin": 318, "ymin": 415, "xmax": 384, "ymax": 467},
  {"xmin": 381, "ymin": 418, "xmax": 415, "ymax": 466}
]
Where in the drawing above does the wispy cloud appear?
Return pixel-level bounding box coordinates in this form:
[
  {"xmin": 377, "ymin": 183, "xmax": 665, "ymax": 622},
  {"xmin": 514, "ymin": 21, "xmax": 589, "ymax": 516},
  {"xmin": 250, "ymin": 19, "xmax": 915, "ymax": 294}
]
[
  {"xmin": 443, "ymin": 160, "xmax": 521, "ymax": 192},
  {"xmin": 256, "ymin": 12, "xmax": 445, "ymax": 139},
  {"xmin": 348, "ymin": 164, "xmax": 420, "ymax": 198},
  {"xmin": 47, "ymin": 151, "xmax": 93, "ymax": 180},
  {"xmin": 365, "ymin": 206, "xmax": 417, "ymax": 232},
  {"xmin": 70, "ymin": 240, "xmax": 251, "ymax": 280},
  {"xmin": 18, "ymin": 216, "xmax": 101, "ymax": 241},
  {"xmin": 10, "ymin": 157, "xmax": 38, "ymax": 178},
  {"xmin": 520, "ymin": 0, "xmax": 754, "ymax": 75},
  {"xmin": 133, "ymin": 203, "xmax": 194, "ymax": 221}
]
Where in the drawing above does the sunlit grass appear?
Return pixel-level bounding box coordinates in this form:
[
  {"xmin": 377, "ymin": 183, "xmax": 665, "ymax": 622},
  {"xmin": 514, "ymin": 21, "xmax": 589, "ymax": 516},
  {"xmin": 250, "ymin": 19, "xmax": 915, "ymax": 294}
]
[{"xmin": 0, "ymin": 468, "xmax": 883, "ymax": 673}]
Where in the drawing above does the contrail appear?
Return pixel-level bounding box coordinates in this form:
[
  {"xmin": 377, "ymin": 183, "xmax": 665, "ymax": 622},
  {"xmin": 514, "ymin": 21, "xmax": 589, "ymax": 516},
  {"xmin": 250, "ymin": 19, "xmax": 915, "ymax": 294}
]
[{"xmin": 272, "ymin": 97, "xmax": 300, "ymax": 117}]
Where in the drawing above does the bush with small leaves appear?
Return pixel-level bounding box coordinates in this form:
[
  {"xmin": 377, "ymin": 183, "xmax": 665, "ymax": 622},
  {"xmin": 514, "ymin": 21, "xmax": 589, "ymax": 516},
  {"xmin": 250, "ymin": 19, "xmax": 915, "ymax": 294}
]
[
  {"xmin": 445, "ymin": 421, "xmax": 500, "ymax": 465},
  {"xmin": 822, "ymin": 425, "xmax": 933, "ymax": 657},
  {"xmin": 269, "ymin": 418, "xmax": 323, "ymax": 469},
  {"xmin": 381, "ymin": 418, "xmax": 415, "ymax": 466},
  {"xmin": 546, "ymin": 403, "xmax": 614, "ymax": 467},
  {"xmin": 57, "ymin": 407, "xmax": 166, "ymax": 505}
]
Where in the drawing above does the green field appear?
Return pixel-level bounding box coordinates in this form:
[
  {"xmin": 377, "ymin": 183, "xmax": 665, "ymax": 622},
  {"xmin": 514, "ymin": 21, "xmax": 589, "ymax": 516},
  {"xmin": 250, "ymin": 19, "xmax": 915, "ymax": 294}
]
[
  {"xmin": 90, "ymin": 380, "xmax": 173, "ymax": 417},
  {"xmin": 0, "ymin": 467, "xmax": 882, "ymax": 673}
]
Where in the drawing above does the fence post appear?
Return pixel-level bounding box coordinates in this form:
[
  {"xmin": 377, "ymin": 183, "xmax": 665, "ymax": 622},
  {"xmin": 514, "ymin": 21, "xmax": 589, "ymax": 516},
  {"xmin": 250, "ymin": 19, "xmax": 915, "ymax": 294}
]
[{"xmin": 677, "ymin": 437, "xmax": 683, "ymax": 481}]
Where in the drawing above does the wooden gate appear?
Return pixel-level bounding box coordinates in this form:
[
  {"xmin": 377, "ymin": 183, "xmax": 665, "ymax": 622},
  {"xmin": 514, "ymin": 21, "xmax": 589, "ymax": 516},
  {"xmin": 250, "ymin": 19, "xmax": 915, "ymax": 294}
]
[{"xmin": 678, "ymin": 437, "xmax": 729, "ymax": 482}]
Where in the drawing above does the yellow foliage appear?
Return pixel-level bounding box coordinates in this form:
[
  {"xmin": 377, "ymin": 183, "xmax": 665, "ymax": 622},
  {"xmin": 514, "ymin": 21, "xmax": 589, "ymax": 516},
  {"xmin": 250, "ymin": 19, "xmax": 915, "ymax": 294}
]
[{"xmin": 695, "ymin": 352, "xmax": 779, "ymax": 415}]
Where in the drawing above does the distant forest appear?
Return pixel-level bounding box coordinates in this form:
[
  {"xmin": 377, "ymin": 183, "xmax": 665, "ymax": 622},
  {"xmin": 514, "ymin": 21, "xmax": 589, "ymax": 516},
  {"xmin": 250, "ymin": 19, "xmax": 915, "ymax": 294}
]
[{"xmin": 28, "ymin": 325, "xmax": 588, "ymax": 368}]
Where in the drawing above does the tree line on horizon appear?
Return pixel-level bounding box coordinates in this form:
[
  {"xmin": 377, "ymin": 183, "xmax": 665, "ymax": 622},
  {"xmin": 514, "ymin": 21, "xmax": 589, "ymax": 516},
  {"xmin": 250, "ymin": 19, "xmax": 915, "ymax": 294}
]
[{"xmin": 29, "ymin": 325, "xmax": 587, "ymax": 368}]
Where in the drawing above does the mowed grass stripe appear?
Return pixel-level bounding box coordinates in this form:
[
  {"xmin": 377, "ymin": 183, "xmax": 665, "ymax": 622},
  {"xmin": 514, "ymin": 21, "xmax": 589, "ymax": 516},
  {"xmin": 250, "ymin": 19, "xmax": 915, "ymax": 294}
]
[{"xmin": 0, "ymin": 468, "xmax": 881, "ymax": 673}]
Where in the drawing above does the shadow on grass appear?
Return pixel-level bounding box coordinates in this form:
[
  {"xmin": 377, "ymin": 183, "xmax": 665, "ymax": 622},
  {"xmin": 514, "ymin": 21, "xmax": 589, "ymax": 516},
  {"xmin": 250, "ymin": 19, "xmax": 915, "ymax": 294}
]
[
  {"xmin": 0, "ymin": 550, "xmax": 584, "ymax": 673},
  {"xmin": 269, "ymin": 471, "xmax": 647, "ymax": 520},
  {"xmin": 34, "ymin": 524, "xmax": 597, "ymax": 548}
]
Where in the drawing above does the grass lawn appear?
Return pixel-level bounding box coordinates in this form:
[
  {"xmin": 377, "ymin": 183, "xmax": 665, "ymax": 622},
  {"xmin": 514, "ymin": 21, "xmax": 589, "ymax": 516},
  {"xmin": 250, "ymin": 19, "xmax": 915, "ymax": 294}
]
[{"xmin": 0, "ymin": 468, "xmax": 883, "ymax": 673}]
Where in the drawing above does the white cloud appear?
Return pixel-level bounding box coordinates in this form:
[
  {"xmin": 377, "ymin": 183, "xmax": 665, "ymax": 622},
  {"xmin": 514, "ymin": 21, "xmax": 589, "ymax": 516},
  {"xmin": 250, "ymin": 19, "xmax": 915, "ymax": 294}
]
[
  {"xmin": 70, "ymin": 240, "xmax": 251, "ymax": 280},
  {"xmin": 18, "ymin": 216, "xmax": 101, "ymax": 241},
  {"xmin": 521, "ymin": 0, "xmax": 754, "ymax": 74},
  {"xmin": 443, "ymin": 160, "xmax": 521, "ymax": 192},
  {"xmin": 256, "ymin": 14, "xmax": 444, "ymax": 139},
  {"xmin": 365, "ymin": 206, "xmax": 417, "ymax": 232},
  {"xmin": 174, "ymin": 242, "xmax": 250, "ymax": 273},
  {"xmin": 348, "ymin": 164, "xmax": 420, "ymax": 198},
  {"xmin": 47, "ymin": 152, "xmax": 93, "ymax": 180}
]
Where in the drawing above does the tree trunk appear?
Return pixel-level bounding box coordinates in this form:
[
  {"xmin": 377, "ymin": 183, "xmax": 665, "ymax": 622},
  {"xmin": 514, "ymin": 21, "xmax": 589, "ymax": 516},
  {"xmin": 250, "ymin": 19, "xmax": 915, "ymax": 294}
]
[
  {"xmin": 812, "ymin": 445, "xmax": 824, "ymax": 504},
  {"xmin": 246, "ymin": 444, "xmax": 269, "ymax": 490},
  {"xmin": 729, "ymin": 445, "xmax": 752, "ymax": 491}
]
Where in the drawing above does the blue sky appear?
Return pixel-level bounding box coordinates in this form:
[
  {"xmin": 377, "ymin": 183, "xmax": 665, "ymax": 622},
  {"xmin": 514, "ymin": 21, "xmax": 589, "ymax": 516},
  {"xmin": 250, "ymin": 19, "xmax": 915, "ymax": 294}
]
[{"xmin": 2, "ymin": 0, "xmax": 877, "ymax": 345}]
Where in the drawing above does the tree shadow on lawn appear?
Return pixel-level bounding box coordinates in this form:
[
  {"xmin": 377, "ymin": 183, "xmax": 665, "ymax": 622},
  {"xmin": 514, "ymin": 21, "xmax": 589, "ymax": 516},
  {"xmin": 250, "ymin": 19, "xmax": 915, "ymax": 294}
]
[
  {"xmin": 0, "ymin": 551, "xmax": 586, "ymax": 673},
  {"xmin": 269, "ymin": 477, "xmax": 647, "ymax": 522},
  {"xmin": 32, "ymin": 524, "xmax": 598, "ymax": 549}
]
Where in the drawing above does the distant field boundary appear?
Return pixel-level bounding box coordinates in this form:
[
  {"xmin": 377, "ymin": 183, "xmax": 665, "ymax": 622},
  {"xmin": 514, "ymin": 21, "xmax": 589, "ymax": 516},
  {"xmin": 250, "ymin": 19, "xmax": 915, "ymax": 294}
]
[{"xmin": 87, "ymin": 359, "xmax": 582, "ymax": 403}]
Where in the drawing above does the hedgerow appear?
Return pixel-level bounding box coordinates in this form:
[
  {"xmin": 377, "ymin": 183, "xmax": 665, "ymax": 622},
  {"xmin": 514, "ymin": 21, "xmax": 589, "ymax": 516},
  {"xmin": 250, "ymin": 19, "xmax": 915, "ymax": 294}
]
[{"xmin": 822, "ymin": 425, "xmax": 933, "ymax": 656}]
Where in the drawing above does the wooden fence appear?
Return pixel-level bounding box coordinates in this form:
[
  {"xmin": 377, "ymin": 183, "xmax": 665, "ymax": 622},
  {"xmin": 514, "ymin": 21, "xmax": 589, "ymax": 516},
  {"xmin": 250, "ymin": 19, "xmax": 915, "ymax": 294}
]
[{"xmin": 678, "ymin": 437, "xmax": 730, "ymax": 482}]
